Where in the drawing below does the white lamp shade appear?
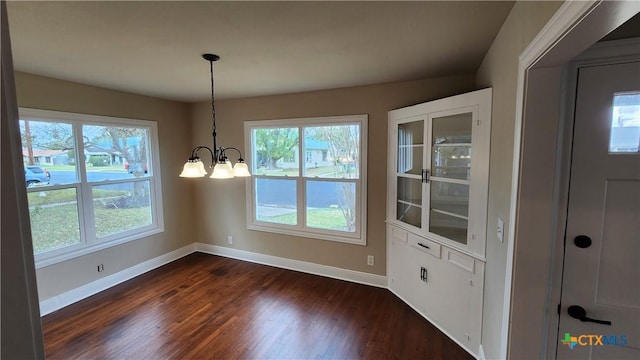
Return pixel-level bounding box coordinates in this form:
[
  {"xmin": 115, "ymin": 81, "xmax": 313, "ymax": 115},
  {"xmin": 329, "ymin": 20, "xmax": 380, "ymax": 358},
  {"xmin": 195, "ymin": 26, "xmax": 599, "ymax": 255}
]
[
  {"xmin": 179, "ymin": 160, "xmax": 207, "ymax": 177},
  {"xmin": 210, "ymin": 160, "xmax": 234, "ymax": 179},
  {"xmin": 233, "ymin": 161, "xmax": 251, "ymax": 177}
]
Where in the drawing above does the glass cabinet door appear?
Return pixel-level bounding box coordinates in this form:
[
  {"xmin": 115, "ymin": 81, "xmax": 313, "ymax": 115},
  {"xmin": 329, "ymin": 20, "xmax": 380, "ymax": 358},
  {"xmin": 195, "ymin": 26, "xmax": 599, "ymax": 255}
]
[
  {"xmin": 397, "ymin": 177, "xmax": 422, "ymax": 227},
  {"xmin": 396, "ymin": 120, "xmax": 425, "ymax": 227},
  {"xmin": 397, "ymin": 120, "xmax": 424, "ymax": 175},
  {"xmin": 428, "ymin": 113, "xmax": 472, "ymax": 245}
]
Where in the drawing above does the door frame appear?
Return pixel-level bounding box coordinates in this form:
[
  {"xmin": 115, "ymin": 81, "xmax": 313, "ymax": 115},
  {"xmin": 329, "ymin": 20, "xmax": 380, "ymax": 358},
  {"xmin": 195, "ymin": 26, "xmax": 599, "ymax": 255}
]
[
  {"xmin": 1, "ymin": 1, "xmax": 46, "ymax": 357},
  {"xmin": 507, "ymin": 1, "xmax": 640, "ymax": 359}
]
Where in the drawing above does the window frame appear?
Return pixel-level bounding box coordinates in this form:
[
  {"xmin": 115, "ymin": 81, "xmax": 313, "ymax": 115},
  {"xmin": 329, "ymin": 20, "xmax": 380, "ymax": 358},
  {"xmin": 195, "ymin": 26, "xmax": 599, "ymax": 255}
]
[
  {"xmin": 19, "ymin": 108, "xmax": 164, "ymax": 268},
  {"xmin": 245, "ymin": 115, "xmax": 368, "ymax": 245}
]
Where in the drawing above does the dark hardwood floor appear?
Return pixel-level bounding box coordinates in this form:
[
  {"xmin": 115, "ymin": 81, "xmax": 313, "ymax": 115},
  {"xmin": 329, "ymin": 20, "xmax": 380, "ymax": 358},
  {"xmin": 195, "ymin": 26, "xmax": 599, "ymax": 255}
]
[{"xmin": 42, "ymin": 253, "xmax": 473, "ymax": 359}]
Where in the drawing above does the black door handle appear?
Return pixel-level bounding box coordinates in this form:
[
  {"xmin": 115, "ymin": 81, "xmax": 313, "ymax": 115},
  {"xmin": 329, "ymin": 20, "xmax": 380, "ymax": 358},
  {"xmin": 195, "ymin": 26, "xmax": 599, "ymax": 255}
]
[{"xmin": 568, "ymin": 305, "xmax": 612, "ymax": 325}]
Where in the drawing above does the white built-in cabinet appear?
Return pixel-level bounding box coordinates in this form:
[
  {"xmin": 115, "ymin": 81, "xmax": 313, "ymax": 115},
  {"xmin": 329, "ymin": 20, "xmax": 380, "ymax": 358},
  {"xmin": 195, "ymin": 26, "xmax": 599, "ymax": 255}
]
[{"xmin": 386, "ymin": 88, "xmax": 491, "ymax": 357}]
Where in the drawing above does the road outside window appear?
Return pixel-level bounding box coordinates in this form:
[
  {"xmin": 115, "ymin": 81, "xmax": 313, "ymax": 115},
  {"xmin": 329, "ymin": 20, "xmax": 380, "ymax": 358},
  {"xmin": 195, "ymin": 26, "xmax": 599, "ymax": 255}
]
[{"xmin": 245, "ymin": 115, "xmax": 367, "ymax": 245}]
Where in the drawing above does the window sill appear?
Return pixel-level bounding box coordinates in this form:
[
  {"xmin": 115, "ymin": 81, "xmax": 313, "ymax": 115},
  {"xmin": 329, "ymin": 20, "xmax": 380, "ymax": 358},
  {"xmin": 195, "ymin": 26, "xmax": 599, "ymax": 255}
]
[{"xmin": 248, "ymin": 223, "xmax": 366, "ymax": 246}]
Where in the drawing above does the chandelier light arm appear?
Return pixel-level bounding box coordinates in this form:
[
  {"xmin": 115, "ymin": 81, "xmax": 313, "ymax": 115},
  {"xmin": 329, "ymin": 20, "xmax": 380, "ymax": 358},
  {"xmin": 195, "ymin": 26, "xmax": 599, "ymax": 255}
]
[
  {"xmin": 220, "ymin": 146, "xmax": 245, "ymax": 162},
  {"xmin": 190, "ymin": 146, "xmax": 216, "ymax": 166}
]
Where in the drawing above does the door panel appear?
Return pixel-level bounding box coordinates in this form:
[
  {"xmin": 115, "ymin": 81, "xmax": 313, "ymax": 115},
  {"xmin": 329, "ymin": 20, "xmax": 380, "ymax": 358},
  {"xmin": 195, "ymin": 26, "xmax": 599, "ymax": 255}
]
[
  {"xmin": 558, "ymin": 61, "xmax": 640, "ymax": 359},
  {"xmin": 596, "ymin": 180, "xmax": 639, "ymax": 310}
]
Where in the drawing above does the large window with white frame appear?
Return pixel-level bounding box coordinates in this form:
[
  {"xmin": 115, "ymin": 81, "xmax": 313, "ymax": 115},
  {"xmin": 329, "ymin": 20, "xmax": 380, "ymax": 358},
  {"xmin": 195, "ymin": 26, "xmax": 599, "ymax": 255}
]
[
  {"xmin": 19, "ymin": 108, "xmax": 164, "ymax": 267},
  {"xmin": 245, "ymin": 115, "xmax": 367, "ymax": 245}
]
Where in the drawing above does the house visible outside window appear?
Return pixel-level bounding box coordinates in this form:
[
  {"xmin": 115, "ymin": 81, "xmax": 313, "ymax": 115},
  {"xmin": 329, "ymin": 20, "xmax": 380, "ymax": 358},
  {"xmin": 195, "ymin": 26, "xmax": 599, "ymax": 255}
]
[
  {"xmin": 245, "ymin": 115, "xmax": 367, "ymax": 245},
  {"xmin": 19, "ymin": 108, "xmax": 164, "ymax": 267}
]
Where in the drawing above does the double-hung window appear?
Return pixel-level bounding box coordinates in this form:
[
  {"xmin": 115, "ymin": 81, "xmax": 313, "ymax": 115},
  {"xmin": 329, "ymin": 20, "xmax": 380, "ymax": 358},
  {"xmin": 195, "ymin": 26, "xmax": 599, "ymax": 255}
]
[
  {"xmin": 245, "ymin": 115, "xmax": 367, "ymax": 245},
  {"xmin": 19, "ymin": 108, "xmax": 164, "ymax": 267}
]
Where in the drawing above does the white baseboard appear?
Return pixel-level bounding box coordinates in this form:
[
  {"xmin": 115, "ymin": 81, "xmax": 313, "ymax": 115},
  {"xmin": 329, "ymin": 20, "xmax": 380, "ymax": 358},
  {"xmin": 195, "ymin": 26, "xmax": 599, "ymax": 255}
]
[
  {"xmin": 195, "ymin": 243, "xmax": 388, "ymax": 288},
  {"xmin": 39, "ymin": 243, "xmax": 196, "ymax": 316}
]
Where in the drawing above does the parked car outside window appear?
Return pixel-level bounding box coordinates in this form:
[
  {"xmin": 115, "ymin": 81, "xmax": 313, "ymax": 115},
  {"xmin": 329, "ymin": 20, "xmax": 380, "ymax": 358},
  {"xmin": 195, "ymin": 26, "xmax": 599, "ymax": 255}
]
[{"xmin": 25, "ymin": 165, "xmax": 51, "ymax": 187}]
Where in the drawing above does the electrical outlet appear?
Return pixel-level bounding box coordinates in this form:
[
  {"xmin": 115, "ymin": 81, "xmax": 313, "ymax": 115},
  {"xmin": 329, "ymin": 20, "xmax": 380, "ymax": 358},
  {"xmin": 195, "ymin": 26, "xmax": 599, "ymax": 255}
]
[
  {"xmin": 367, "ymin": 255, "xmax": 374, "ymax": 266},
  {"xmin": 97, "ymin": 264, "xmax": 104, "ymax": 272},
  {"xmin": 227, "ymin": 236, "xmax": 233, "ymax": 244},
  {"xmin": 497, "ymin": 217, "xmax": 504, "ymax": 243}
]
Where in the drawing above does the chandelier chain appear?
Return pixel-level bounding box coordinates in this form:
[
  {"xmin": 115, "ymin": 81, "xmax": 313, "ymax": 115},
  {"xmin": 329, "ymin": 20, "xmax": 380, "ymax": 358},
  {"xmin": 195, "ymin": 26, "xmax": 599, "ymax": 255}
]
[{"xmin": 209, "ymin": 59, "xmax": 217, "ymax": 140}]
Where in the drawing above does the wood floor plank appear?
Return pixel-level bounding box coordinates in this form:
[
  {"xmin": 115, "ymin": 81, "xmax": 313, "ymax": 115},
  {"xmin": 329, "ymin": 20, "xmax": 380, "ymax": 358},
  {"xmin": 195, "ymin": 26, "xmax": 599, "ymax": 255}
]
[{"xmin": 42, "ymin": 253, "xmax": 474, "ymax": 359}]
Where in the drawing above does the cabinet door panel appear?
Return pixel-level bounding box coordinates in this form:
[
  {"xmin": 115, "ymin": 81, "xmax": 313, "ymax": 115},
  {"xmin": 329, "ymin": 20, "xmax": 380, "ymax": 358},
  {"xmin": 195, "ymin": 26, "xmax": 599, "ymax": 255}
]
[
  {"xmin": 427, "ymin": 256, "xmax": 472, "ymax": 345},
  {"xmin": 389, "ymin": 237, "xmax": 423, "ymax": 308},
  {"xmin": 397, "ymin": 120, "xmax": 424, "ymax": 176},
  {"xmin": 396, "ymin": 177, "xmax": 423, "ymax": 227},
  {"xmin": 429, "ymin": 181, "xmax": 469, "ymax": 217},
  {"xmin": 432, "ymin": 145, "xmax": 471, "ymax": 180},
  {"xmin": 397, "ymin": 177, "xmax": 423, "ymax": 205},
  {"xmin": 431, "ymin": 112, "xmax": 472, "ymax": 181},
  {"xmin": 408, "ymin": 244, "xmax": 435, "ymax": 315}
]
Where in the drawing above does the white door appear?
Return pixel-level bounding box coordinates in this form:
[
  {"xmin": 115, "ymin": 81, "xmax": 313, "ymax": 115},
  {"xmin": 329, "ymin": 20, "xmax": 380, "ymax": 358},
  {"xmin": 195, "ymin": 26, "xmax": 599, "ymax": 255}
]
[{"xmin": 558, "ymin": 61, "xmax": 640, "ymax": 359}]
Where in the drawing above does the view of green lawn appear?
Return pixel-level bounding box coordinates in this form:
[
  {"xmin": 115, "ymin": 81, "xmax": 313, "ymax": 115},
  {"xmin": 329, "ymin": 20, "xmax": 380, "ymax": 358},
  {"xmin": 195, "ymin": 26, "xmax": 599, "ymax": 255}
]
[
  {"xmin": 258, "ymin": 207, "xmax": 349, "ymax": 231},
  {"xmin": 29, "ymin": 203, "xmax": 81, "ymax": 253},
  {"xmin": 27, "ymin": 188, "xmax": 151, "ymax": 254}
]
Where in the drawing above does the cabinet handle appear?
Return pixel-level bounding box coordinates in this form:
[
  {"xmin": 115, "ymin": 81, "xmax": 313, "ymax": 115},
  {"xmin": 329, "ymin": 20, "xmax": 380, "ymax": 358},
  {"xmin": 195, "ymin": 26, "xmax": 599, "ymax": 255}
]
[
  {"xmin": 421, "ymin": 169, "xmax": 425, "ymax": 183},
  {"xmin": 420, "ymin": 266, "xmax": 428, "ymax": 282},
  {"xmin": 417, "ymin": 242, "xmax": 430, "ymax": 250},
  {"xmin": 424, "ymin": 169, "xmax": 430, "ymax": 183}
]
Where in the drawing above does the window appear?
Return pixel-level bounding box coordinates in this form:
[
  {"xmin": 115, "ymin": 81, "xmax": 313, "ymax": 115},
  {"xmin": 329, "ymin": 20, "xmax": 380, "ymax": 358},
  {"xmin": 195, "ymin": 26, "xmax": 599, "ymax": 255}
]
[
  {"xmin": 19, "ymin": 108, "xmax": 164, "ymax": 267},
  {"xmin": 610, "ymin": 92, "xmax": 640, "ymax": 153},
  {"xmin": 245, "ymin": 115, "xmax": 367, "ymax": 244}
]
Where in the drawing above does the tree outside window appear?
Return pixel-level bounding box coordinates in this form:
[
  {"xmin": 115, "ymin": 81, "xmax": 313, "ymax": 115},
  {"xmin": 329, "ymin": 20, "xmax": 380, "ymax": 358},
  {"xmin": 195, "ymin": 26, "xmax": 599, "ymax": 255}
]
[{"xmin": 19, "ymin": 108, "xmax": 163, "ymax": 265}]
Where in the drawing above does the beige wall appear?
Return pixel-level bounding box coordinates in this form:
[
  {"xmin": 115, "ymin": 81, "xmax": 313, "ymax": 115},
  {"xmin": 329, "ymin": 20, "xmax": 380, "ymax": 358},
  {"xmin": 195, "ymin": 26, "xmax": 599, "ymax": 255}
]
[
  {"xmin": 475, "ymin": 1, "xmax": 563, "ymax": 358},
  {"xmin": 15, "ymin": 72, "xmax": 194, "ymax": 300},
  {"xmin": 191, "ymin": 75, "xmax": 475, "ymax": 275}
]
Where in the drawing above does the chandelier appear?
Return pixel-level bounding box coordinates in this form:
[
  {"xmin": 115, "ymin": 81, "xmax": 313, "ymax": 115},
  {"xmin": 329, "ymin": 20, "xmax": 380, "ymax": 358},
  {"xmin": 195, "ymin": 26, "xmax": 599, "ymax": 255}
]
[{"xmin": 180, "ymin": 54, "xmax": 251, "ymax": 179}]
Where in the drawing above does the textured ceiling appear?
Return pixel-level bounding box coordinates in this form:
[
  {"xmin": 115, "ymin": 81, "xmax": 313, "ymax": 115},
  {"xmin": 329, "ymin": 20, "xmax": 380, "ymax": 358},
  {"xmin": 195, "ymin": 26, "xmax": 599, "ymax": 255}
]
[{"xmin": 7, "ymin": 1, "xmax": 514, "ymax": 102}]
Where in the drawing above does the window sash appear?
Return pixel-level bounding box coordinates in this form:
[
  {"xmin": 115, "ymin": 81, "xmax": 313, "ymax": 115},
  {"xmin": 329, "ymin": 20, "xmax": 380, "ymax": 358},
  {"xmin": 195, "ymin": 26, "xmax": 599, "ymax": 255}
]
[
  {"xmin": 19, "ymin": 108, "xmax": 164, "ymax": 268},
  {"xmin": 245, "ymin": 115, "xmax": 367, "ymax": 245}
]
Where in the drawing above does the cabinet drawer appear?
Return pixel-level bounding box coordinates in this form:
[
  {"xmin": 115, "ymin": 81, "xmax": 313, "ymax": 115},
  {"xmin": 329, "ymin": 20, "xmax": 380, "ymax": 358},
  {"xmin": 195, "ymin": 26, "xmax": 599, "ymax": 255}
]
[
  {"xmin": 389, "ymin": 226, "xmax": 408, "ymax": 243},
  {"xmin": 408, "ymin": 233, "xmax": 441, "ymax": 258},
  {"xmin": 442, "ymin": 247, "xmax": 476, "ymax": 274}
]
